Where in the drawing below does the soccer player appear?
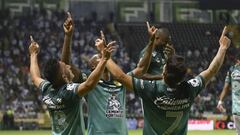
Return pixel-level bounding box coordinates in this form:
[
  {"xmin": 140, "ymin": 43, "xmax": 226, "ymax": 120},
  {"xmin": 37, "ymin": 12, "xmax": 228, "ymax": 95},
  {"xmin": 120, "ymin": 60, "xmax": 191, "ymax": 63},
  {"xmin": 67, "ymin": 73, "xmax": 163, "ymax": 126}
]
[
  {"xmin": 59, "ymin": 12, "xmax": 158, "ymax": 135},
  {"xmin": 85, "ymin": 27, "xmax": 156, "ymax": 135},
  {"xmin": 101, "ymin": 26, "xmax": 231, "ymax": 135},
  {"xmin": 61, "ymin": 12, "xmax": 86, "ymax": 83},
  {"xmin": 139, "ymin": 22, "xmax": 175, "ymax": 80},
  {"xmin": 29, "ymin": 35, "xmax": 114, "ymax": 135},
  {"xmin": 217, "ymin": 53, "xmax": 240, "ymax": 135}
]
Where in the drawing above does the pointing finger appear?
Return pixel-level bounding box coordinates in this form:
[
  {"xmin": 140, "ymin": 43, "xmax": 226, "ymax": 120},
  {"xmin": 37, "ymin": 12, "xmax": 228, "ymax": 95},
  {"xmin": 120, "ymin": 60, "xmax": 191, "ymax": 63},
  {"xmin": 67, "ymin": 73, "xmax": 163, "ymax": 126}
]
[
  {"xmin": 100, "ymin": 30, "xmax": 106, "ymax": 46},
  {"xmin": 146, "ymin": 21, "xmax": 150, "ymax": 29},
  {"xmin": 221, "ymin": 26, "xmax": 228, "ymax": 38},
  {"xmin": 67, "ymin": 12, "xmax": 71, "ymax": 18},
  {"xmin": 30, "ymin": 35, "xmax": 34, "ymax": 42}
]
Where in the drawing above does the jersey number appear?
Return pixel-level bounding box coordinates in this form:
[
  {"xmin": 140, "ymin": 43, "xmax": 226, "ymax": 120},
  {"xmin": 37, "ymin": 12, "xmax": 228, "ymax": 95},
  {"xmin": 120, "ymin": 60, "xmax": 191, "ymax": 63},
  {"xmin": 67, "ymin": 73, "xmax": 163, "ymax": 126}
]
[{"xmin": 163, "ymin": 111, "xmax": 183, "ymax": 135}]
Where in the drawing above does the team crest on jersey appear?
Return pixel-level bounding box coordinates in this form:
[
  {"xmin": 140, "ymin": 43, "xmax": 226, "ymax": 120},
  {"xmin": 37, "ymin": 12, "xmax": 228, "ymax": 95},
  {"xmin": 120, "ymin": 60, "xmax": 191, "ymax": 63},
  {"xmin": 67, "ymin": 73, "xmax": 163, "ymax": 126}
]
[
  {"xmin": 231, "ymin": 70, "xmax": 240, "ymax": 80},
  {"xmin": 106, "ymin": 94, "xmax": 123, "ymax": 118},
  {"xmin": 187, "ymin": 78, "xmax": 201, "ymax": 87}
]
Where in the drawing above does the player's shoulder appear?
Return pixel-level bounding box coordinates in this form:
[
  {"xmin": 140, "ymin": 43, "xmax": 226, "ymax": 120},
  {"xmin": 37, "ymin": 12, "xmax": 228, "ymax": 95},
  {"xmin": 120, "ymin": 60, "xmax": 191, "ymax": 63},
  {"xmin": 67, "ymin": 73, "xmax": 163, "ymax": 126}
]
[
  {"xmin": 186, "ymin": 76, "xmax": 204, "ymax": 88},
  {"xmin": 39, "ymin": 80, "xmax": 52, "ymax": 91}
]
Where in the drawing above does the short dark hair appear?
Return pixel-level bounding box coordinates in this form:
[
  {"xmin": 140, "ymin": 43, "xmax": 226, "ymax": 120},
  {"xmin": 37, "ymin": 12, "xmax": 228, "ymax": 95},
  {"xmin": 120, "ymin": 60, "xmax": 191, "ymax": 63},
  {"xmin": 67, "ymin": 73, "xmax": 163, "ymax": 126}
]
[
  {"xmin": 165, "ymin": 55, "xmax": 187, "ymax": 88},
  {"xmin": 156, "ymin": 28, "xmax": 170, "ymax": 40},
  {"xmin": 43, "ymin": 59, "xmax": 60, "ymax": 85}
]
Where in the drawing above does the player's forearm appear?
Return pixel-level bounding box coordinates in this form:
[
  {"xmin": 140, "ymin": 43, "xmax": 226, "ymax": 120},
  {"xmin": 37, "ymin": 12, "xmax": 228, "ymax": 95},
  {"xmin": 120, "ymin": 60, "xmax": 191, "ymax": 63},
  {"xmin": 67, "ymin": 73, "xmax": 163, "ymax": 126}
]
[
  {"xmin": 219, "ymin": 84, "xmax": 230, "ymax": 101},
  {"xmin": 106, "ymin": 59, "xmax": 126, "ymax": 82},
  {"xmin": 30, "ymin": 54, "xmax": 41, "ymax": 81},
  {"xmin": 106, "ymin": 59, "xmax": 133, "ymax": 90},
  {"xmin": 201, "ymin": 46, "xmax": 227, "ymax": 84},
  {"xmin": 134, "ymin": 40, "xmax": 155, "ymax": 77},
  {"xmin": 61, "ymin": 35, "xmax": 72, "ymax": 64},
  {"xmin": 208, "ymin": 47, "xmax": 226, "ymax": 75}
]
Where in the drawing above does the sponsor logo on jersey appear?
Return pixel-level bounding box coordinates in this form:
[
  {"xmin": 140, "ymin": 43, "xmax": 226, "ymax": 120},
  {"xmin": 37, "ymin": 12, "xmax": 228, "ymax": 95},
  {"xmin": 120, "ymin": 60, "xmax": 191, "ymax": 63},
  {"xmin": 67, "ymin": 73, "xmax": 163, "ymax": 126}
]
[
  {"xmin": 154, "ymin": 95, "xmax": 190, "ymax": 110},
  {"xmin": 43, "ymin": 95, "xmax": 65, "ymax": 109},
  {"xmin": 106, "ymin": 94, "xmax": 123, "ymax": 118}
]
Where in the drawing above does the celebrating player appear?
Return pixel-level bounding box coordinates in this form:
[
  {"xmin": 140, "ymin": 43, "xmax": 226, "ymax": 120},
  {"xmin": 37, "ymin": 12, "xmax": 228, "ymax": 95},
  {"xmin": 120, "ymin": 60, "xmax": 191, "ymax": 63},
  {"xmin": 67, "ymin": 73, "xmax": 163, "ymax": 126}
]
[
  {"xmin": 101, "ymin": 26, "xmax": 231, "ymax": 135},
  {"xmin": 29, "ymin": 34, "xmax": 114, "ymax": 135},
  {"xmin": 85, "ymin": 28, "xmax": 156, "ymax": 135},
  {"xmin": 217, "ymin": 53, "xmax": 240, "ymax": 135},
  {"xmin": 139, "ymin": 22, "xmax": 175, "ymax": 80}
]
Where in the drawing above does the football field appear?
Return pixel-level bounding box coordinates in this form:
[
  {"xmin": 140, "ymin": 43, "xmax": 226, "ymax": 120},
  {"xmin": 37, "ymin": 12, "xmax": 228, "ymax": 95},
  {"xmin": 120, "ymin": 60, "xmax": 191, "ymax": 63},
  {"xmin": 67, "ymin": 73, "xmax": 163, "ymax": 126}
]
[{"xmin": 0, "ymin": 130, "xmax": 236, "ymax": 135}]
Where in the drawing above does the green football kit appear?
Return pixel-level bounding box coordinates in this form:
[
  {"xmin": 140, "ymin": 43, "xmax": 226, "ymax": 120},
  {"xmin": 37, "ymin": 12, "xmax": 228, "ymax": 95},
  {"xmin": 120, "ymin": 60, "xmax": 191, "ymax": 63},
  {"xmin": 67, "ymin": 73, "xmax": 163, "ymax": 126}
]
[
  {"xmin": 225, "ymin": 64, "xmax": 240, "ymax": 115},
  {"xmin": 132, "ymin": 76, "xmax": 205, "ymax": 135},
  {"xmin": 86, "ymin": 79, "xmax": 128, "ymax": 135},
  {"xmin": 139, "ymin": 47, "xmax": 167, "ymax": 74},
  {"xmin": 39, "ymin": 81, "xmax": 85, "ymax": 135}
]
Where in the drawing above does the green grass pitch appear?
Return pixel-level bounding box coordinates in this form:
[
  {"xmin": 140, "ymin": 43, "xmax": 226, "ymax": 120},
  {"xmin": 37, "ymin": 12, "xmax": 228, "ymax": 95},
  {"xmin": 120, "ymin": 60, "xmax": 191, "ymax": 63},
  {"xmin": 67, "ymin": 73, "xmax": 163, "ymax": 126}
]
[{"xmin": 0, "ymin": 130, "xmax": 236, "ymax": 135}]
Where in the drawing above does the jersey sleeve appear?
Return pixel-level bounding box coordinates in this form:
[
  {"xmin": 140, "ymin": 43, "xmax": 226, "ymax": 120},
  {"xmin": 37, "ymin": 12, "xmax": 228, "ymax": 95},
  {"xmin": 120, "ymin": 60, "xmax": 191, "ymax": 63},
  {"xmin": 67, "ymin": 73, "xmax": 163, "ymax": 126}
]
[
  {"xmin": 61, "ymin": 83, "xmax": 80, "ymax": 102},
  {"xmin": 187, "ymin": 75, "xmax": 205, "ymax": 97},
  {"xmin": 225, "ymin": 66, "xmax": 233, "ymax": 84},
  {"xmin": 39, "ymin": 80, "xmax": 52, "ymax": 94},
  {"xmin": 132, "ymin": 76, "xmax": 156, "ymax": 98}
]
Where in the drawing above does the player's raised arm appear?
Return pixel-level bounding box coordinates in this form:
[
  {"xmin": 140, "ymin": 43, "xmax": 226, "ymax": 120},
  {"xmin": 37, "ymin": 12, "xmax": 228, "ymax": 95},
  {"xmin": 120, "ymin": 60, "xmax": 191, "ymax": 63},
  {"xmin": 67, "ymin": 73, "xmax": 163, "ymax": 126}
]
[
  {"xmin": 132, "ymin": 22, "xmax": 157, "ymax": 78},
  {"xmin": 61, "ymin": 12, "xmax": 73, "ymax": 64},
  {"xmin": 29, "ymin": 36, "xmax": 44, "ymax": 88},
  {"xmin": 95, "ymin": 32, "xmax": 133, "ymax": 90},
  {"xmin": 61, "ymin": 12, "xmax": 84, "ymax": 82},
  {"xmin": 217, "ymin": 66, "xmax": 233, "ymax": 113},
  {"xmin": 200, "ymin": 26, "xmax": 231, "ymax": 85},
  {"xmin": 140, "ymin": 22, "xmax": 175, "ymax": 80},
  {"xmin": 107, "ymin": 58, "xmax": 134, "ymax": 90},
  {"xmin": 76, "ymin": 41, "xmax": 115, "ymax": 96}
]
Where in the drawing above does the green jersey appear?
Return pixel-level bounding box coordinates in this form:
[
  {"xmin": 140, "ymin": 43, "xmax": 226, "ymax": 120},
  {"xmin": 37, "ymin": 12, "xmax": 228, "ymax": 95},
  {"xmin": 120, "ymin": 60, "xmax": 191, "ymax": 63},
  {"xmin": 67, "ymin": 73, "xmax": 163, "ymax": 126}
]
[
  {"xmin": 40, "ymin": 81, "xmax": 85, "ymax": 135},
  {"xmin": 86, "ymin": 79, "xmax": 128, "ymax": 135},
  {"xmin": 225, "ymin": 64, "xmax": 240, "ymax": 115},
  {"xmin": 139, "ymin": 46, "xmax": 167, "ymax": 74},
  {"xmin": 132, "ymin": 76, "xmax": 205, "ymax": 135}
]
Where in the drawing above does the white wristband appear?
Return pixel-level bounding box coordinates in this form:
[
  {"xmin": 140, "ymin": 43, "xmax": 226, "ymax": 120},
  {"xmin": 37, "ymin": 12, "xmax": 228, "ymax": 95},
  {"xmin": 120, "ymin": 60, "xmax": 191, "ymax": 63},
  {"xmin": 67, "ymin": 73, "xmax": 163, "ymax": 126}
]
[{"xmin": 218, "ymin": 100, "xmax": 223, "ymax": 105}]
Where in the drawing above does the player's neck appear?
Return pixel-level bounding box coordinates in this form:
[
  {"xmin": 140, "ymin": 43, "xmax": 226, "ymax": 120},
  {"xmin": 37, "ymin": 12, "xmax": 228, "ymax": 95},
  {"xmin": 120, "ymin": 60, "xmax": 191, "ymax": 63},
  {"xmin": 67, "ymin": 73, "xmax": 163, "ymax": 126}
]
[{"xmin": 102, "ymin": 71, "xmax": 111, "ymax": 81}]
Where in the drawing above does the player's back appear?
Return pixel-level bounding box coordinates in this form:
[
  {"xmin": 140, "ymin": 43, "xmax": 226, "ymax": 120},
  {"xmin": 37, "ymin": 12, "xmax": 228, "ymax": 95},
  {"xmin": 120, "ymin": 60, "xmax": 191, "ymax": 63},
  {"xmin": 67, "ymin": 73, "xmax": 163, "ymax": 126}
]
[
  {"xmin": 133, "ymin": 76, "xmax": 205, "ymax": 135},
  {"xmin": 40, "ymin": 81, "xmax": 85, "ymax": 135}
]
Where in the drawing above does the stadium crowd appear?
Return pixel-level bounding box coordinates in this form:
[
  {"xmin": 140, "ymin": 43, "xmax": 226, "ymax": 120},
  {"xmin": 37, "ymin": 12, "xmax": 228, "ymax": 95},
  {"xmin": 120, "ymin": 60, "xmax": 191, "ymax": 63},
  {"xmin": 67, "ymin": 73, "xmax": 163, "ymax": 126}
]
[{"xmin": 0, "ymin": 8, "xmax": 238, "ymax": 128}]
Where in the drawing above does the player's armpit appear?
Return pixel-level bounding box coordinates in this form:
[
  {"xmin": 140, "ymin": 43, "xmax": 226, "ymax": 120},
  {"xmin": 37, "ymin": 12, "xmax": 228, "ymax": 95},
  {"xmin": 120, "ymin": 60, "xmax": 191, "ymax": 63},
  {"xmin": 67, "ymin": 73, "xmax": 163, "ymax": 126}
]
[{"xmin": 32, "ymin": 77, "xmax": 45, "ymax": 88}]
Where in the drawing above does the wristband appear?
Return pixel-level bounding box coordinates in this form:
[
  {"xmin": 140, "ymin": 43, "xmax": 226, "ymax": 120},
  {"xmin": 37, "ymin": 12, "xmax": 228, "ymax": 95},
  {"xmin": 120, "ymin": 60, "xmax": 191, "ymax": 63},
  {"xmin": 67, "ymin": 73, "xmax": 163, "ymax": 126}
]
[{"xmin": 218, "ymin": 100, "xmax": 223, "ymax": 105}]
